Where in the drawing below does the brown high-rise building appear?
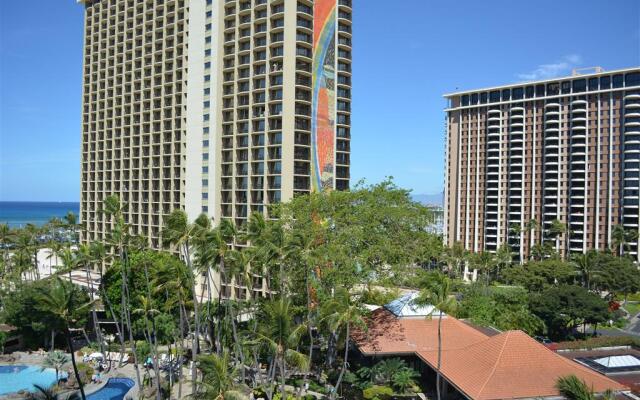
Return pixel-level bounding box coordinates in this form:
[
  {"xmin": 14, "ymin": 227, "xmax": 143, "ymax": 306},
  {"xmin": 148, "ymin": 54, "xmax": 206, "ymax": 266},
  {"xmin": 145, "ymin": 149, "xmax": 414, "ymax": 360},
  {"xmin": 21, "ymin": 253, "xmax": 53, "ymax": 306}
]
[{"xmin": 444, "ymin": 67, "xmax": 640, "ymax": 261}]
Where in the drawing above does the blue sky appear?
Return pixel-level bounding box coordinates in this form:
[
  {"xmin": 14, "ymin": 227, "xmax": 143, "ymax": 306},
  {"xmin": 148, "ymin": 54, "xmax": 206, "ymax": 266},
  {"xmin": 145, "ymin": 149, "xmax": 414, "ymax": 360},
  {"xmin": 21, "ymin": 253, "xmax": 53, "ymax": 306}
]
[{"xmin": 1, "ymin": 0, "xmax": 639, "ymax": 202}]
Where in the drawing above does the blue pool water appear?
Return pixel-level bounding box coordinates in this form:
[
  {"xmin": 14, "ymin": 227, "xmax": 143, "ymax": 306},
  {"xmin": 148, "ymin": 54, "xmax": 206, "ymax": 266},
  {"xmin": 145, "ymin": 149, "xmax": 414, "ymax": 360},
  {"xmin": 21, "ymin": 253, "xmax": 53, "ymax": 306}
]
[
  {"xmin": 87, "ymin": 378, "xmax": 135, "ymax": 400},
  {"xmin": 0, "ymin": 365, "xmax": 66, "ymax": 395}
]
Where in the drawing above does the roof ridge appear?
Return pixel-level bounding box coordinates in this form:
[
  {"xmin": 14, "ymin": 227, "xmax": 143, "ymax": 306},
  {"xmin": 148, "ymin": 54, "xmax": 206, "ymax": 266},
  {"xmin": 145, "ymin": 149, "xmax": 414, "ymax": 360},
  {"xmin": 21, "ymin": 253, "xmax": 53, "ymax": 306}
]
[{"xmin": 475, "ymin": 331, "xmax": 512, "ymax": 398}]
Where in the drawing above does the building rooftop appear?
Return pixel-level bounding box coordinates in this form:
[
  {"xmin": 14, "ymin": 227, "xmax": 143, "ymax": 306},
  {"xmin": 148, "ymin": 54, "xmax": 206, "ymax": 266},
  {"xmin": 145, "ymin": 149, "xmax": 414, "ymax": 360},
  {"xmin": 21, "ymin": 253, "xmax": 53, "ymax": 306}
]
[
  {"xmin": 352, "ymin": 308, "xmax": 627, "ymax": 399},
  {"xmin": 383, "ymin": 292, "xmax": 443, "ymax": 318},
  {"xmin": 443, "ymin": 66, "xmax": 639, "ymax": 97}
]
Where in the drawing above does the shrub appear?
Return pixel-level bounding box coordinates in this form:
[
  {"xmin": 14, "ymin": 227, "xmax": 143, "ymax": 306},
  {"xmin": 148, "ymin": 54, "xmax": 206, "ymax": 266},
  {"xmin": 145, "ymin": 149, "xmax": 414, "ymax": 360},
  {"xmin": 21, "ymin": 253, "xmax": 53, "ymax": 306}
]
[
  {"xmin": 75, "ymin": 362, "xmax": 94, "ymax": 385},
  {"xmin": 360, "ymin": 288, "xmax": 400, "ymax": 306},
  {"xmin": 556, "ymin": 335, "xmax": 640, "ymax": 350},
  {"xmin": 363, "ymin": 385, "xmax": 394, "ymax": 400},
  {"xmin": 135, "ymin": 340, "xmax": 151, "ymax": 361}
]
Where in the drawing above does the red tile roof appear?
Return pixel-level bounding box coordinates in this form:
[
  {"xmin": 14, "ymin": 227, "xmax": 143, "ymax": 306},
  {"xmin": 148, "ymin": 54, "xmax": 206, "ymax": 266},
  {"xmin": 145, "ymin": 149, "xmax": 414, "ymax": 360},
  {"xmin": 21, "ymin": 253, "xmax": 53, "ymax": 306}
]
[
  {"xmin": 352, "ymin": 308, "xmax": 488, "ymax": 356},
  {"xmin": 352, "ymin": 309, "xmax": 627, "ymax": 399}
]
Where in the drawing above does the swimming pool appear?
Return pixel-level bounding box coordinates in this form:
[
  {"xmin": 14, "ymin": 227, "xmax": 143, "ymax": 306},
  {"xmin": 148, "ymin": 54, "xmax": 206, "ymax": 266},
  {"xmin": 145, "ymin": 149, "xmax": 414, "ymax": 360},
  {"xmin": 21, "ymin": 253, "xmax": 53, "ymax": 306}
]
[
  {"xmin": 87, "ymin": 378, "xmax": 135, "ymax": 400},
  {"xmin": 0, "ymin": 365, "xmax": 66, "ymax": 395}
]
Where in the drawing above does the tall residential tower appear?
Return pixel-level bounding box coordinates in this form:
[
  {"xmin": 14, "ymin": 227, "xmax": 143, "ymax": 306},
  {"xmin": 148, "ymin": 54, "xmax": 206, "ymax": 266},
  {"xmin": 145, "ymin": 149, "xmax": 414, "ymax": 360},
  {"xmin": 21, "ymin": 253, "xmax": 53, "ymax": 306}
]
[
  {"xmin": 444, "ymin": 68, "xmax": 640, "ymax": 261},
  {"xmin": 80, "ymin": 0, "xmax": 352, "ymax": 251}
]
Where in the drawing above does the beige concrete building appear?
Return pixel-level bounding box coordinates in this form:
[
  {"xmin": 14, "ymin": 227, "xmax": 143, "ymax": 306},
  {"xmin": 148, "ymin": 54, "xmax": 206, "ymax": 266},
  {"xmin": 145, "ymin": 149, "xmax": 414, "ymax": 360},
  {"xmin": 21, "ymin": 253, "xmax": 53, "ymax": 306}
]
[
  {"xmin": 79, "ymin": 0, "xmax": 352, "ymax": 257},
  {"xmin": 444, "ymin": 67, "xmax": 640, "ymax": 262}
]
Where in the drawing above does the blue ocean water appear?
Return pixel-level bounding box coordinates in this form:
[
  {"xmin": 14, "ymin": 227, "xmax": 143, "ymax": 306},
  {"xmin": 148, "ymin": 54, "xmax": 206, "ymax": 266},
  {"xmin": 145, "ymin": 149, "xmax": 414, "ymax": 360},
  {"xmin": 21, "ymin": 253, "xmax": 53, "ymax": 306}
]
[{"xmin": 0, "ymin": 201, "xmax": 80, "ymax": 228}]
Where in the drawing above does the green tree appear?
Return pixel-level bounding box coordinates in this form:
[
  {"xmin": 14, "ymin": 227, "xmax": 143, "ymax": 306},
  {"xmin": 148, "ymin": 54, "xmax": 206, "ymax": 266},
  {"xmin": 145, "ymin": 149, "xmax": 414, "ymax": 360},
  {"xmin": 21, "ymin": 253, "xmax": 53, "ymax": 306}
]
[
  {"xmin": 28, "ymin": 384, "xmax": 80, "ymax": 400},
  {"xmin": 611, "ymin": 225, "xmax": 638, "ymax": 257},
  {"xmin": 470, "ymin": 251, "xmax": 495, "ymax": 285},
  {"xmin": 548, "ymin": 219, "xmax": 567, "ymax": 258},
  {"xmin": 193, "ymin": 351, "xmax": 248, "ymax": 400},
  {"xmin": 41, "ymin": 350, "xmax": 70, "ymax": 382},
  {"xmin": 571, "ymin": 251, "xmax": 598, "ymax": 291},
  {"xmin": 321, "ymin": 288, "xmax": 367, "ymax": 399},
  {"xmin": 530, "ymin": 285, "xmax": 610, "ymax": 340},
  {"xmin": 502, "ymin": 259, "xmax": 575, "ymax": 292},
  {"xmin": 417, "ymin": 272, "xmax": 457, "ymax": 400},
  {"xmin": 251, "ymin": 298, "xmax": 309, "ymax": 399},
  {"xmin": 441, "ymin": 242, "xmax": 467, "ymax": 278},
  {"xmin": 555, "ymin": 375, "xmax": 615, "ymax": 400},
  {"xmin": 35, "ymin": 277, "xmax": 93, "ymax": 400}
]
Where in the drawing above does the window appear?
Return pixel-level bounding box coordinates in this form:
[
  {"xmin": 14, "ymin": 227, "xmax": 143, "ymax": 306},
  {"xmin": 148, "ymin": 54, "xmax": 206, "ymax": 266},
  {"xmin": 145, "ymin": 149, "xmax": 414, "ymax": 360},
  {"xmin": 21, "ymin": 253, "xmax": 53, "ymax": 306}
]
[
  {"xmin": 613, "ymin": 74, "xmax": 624, "ymax": 88},
  {"xmin": 480, "ymin": 92, "xmax": 487, "ymax": 104},
  {"xmin": 626, "ymin": 72, "xmax": 640, "ymax": 87},
  {"xmin": 205, "ymin": 49, "xmax": 211, "ymax": 56},
  {"xmin": 525, "ymin": 86, "xmax": 534, "ymax": 98},
  {"xmin": 203, "ymin": 127, "xmax": 210, "ymax": 134},
  {"xmin": 600, "ymin": 76, "xmax": 611, "ymax": 89},
  {"xmin": 202, "ymin": 192, "xmax": 209, "ymax": 199},
  {"xmin": 206, "ymin": 23, "xmax": 212, "ymax": 31},
  {"xmin": 471, "ymin": 93, "xmax": 478, "ymax": 104},
  {"xmin": 203, "ymin": 153, "xmax": 209, "ymax": 160},
  {"xmin": 489, "ymin": 91, "xmax": 500, "ymax": 102},
  {"xmin": 203, "ymin": 140, "xmax": 209, "ymax": 147},
  {"xmin": 206, "ymin": 11, "xmax": 212, "ymax": 17},
  {"xmin": 461, "ymin": 95, "xmax": 469, "ymax": 106},
  {"xmin": 572, "ymin": 79, "xmax": 586, "ymax": 93},
  {"xmin": 202, "ymin": 179, "xmax": 208, "ymax": 187},
  {"xmin": 204, "ymin": 62, "xmax": 211, "ymax": 69},
  {"xmin": 202, "ymin": 166, "xmax": 209, "ymax": 173},
  {"xmin": 536, "ymin": 84, "xmax": 545, "ymax": 97},
  {"xmin": 204, "ymin": 88, "xmax": 210, "ymax": 95},
  {"xmin": 202, "ymin": 206, "xmax": 208, "ymax": 213},
  {"xmin": 588, "ymin": 77, "xmax": 598, "ymax": 91},
  {"xmin": 512, "ymin": 87, "xmax": 524, "ymax": 100},
  {"xmin": 204, "ymin": 75, "xmax": 211, "ymax": 82},
  {"xmin": 203, "ymin": 114, "xmax": 210, "ymax": 121},
  {"xmin": 205, "ymin": 36, "xmax": 212, "ymax": 43},
  {"xmin": 501, "ymin": 89, "xmax": 510, "ymax": 101},
  {"xmin": 204, "ymin": 101, "xmax": 210, "ymax": 108}
]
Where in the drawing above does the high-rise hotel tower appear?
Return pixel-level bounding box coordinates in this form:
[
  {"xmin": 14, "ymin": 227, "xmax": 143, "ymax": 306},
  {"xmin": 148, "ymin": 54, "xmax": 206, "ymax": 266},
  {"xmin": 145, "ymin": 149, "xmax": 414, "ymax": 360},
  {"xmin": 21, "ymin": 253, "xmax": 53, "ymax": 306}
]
[
  {"xmin": 444, "ymin": 68, "xmax": 640, "ymax": 261},
  {"xmin": 79, "ymin": 0, "xmax": 352, "ymax": 249}
]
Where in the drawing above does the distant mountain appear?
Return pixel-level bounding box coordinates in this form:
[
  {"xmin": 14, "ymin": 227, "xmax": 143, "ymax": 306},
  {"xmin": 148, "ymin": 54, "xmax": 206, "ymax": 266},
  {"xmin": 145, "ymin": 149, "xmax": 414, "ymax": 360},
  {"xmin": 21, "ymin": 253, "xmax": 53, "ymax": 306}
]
[{"xmin": 412, "ymin": 193, "xmax": 443, "ymax": 206}]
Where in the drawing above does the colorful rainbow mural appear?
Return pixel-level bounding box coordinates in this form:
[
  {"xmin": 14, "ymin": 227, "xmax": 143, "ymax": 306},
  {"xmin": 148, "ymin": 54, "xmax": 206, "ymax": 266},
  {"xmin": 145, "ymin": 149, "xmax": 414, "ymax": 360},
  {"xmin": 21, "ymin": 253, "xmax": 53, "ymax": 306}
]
[{"xmin": 311, "ymin": 0, "xmax": 337, "ymax": 192}]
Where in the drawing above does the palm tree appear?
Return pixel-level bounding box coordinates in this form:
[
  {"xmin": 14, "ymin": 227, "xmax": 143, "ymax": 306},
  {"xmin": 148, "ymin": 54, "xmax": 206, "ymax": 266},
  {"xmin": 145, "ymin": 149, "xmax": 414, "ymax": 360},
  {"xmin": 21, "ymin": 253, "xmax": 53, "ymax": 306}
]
[
  {"xmin": 470, "ymin": 251, "xmax": 495, "ymax": 285},
  {"xmin": 194, "ymin": 218, "xmax": 237, "ymax": 354},
  {"xmin": 611, "ymin": 224, "xmax": 638, "ymax": 257},
  {"xmin": 549, "ymin": 219, "xmax": 567, "ymax": 258},
  {"xmin": 41, "ymin": 350, "xmax": 70, "ymax": 382},
  {"xmin": 321, "ymin": 288, "xmax": 366, "ymax": 399},
  {"xmin": 494, "ymin": 243, "xmax": 513, "ymax": 279},
  {"xmin": 75, "ymin": 244, "xmax": 103, "ymax": 353},
  {"xmin": 163, "ymin": 209, "xmax": 210, "ymax": 390},
  {"xmin": 133, "ymin": 294, "xmax": 162, "ymax": 400},
  {"xmin": 28, "ymin": 384, "xmax": 80, "ymax": 400},
  {"xmin": 417, "ymin": 273, "xmax": 457, "ymax": 400},
  {"xmin": 555, "ymin": 374, "xmax": 615, "ymax": 400},
  {"xmin": 526, "ymin": 219, "xmax": 538, "ymax": 248},
  {"xmin": 572, "ymin": 250, "xmax": 597, "ymax": 291},
  {"xmin": 101, "ymin": 195, "xmax": 143, "ymax": 389},
  {"xmin": 35, "ymin": 277, "xmax": 93, "ymax": 400},
  {"xmin": 0, "ymin": 223, "xmax": 15, "ymax": 273},
  {"xmin": 193, "ymin": 351, "xmax": 248, "ymax": 400},
  {"xmin": 46, "ymin": 240, "xmax": 63, "ymax": 277},
  {"xmin": 509, "ymin": 223, "xmax": 522, "ymax": 256},
  {"xmin": 153, "ymin": 256, "xmax": 194, "ymax": 399},
  {"xmin": 441, "ymin": 241, "xmax": 467, "ymax": 277},
  {"xmin": 251, "ymin": 298, "xmax": 309, "ymax": 399}
]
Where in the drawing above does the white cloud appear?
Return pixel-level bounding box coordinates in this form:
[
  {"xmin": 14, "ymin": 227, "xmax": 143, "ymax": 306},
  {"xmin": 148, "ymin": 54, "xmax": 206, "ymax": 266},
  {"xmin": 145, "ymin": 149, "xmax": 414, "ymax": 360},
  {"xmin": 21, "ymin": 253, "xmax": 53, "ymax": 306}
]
[{"xmin": 517, "ymin": 54, "xmax": 582, "ymax": 81}]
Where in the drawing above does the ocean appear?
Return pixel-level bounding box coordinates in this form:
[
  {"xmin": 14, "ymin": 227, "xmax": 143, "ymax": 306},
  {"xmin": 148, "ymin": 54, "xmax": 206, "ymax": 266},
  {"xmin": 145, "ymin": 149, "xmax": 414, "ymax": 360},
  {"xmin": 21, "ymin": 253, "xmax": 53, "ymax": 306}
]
[{"xmin": 0, "ymin": 201, "xmax": 80, "ymax": 228}]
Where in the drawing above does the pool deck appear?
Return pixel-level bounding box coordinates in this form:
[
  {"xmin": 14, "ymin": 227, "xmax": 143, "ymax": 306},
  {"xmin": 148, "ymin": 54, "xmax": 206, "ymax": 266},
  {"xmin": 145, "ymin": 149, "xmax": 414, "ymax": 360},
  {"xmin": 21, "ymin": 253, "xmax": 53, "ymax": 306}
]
[{"xmin": 0, "ymin": 351, "xmax": 140, "ymax": 400}]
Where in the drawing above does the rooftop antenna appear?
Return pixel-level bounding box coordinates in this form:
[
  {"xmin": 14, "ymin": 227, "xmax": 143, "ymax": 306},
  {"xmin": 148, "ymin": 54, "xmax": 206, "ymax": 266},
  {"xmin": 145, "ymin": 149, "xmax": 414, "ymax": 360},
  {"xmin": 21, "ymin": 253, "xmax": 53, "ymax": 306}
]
[{"xmin": 572, "ymin": 66, "xmax": 604, "ymax": 76}]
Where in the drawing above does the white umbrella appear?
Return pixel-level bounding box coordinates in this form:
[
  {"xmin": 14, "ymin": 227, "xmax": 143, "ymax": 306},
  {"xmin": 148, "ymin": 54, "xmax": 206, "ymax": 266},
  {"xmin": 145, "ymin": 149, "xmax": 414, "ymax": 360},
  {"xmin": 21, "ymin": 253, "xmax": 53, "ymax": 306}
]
[{"xmin": 89, "ymin": 352, "xmax": 104, "ymax": 360}]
